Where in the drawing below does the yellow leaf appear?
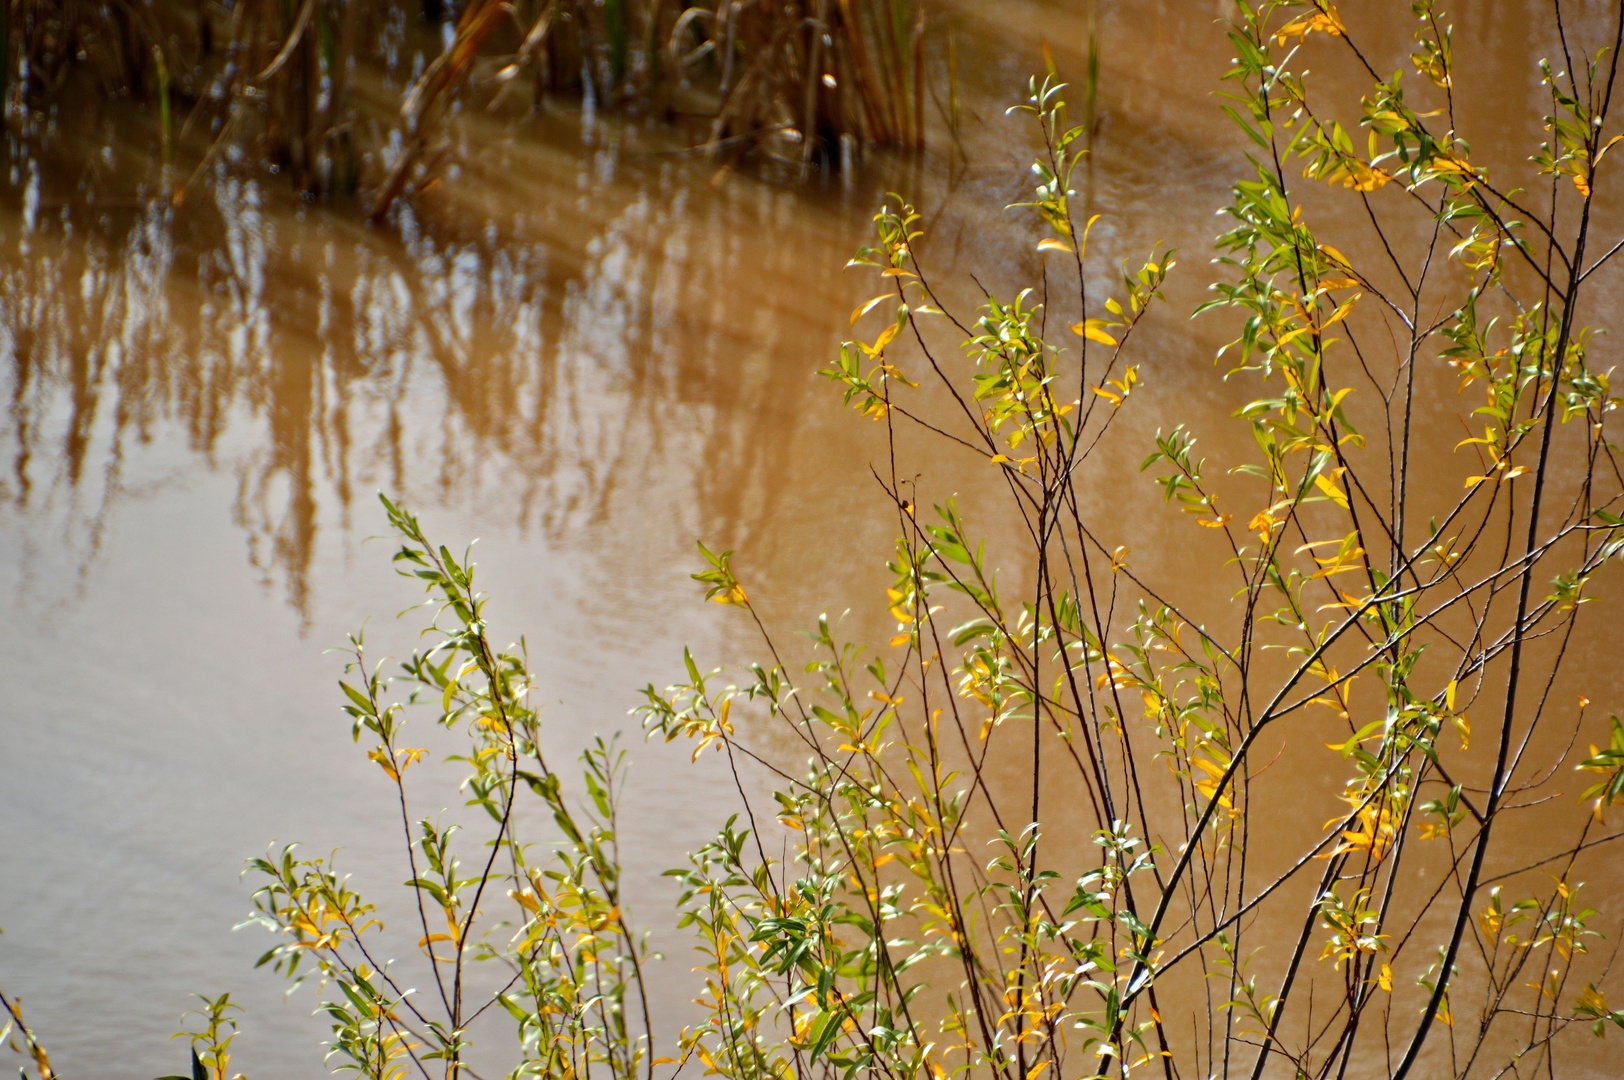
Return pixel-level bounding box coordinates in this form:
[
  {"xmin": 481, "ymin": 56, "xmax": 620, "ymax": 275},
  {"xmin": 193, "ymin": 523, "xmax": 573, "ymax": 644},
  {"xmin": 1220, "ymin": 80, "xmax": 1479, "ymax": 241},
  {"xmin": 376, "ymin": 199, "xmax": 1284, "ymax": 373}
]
[
  {"xmin": 870, "ymin": 321, "xmax": 902, "ymax": 354},
  {"xmin": 1273, "ymin": 326, "xmax": 1314, "ymax": 357},
  {"xmin": 1318, "ymin": 244, "xmax": 1352, "ymax": 268},
  {"xmin": 1072, "ymin": 319, "xmax": 1118, "ymax": 346},
  {"xmin": 1446, "ymin": 680, "xmax": 1457, "ymax": 713},
  {"xmin": 1324, "ymin": 293, "xmax": 1362, "ymax": 327},
  {"xmin": 1078, "ymin": 213, "xmax": 1102, "ymax": 262},
  {"xmin": 1573, "ymin": 173, "xmax": 1591, "ymax": 198},
  {"xmin": 1316, "ymin": 589, "xmax": 1364, "ymax": 612},
  {"xmin": 1347, "ymin": 163, "xmax": 1391, "ymax": 192},
  {"xmin": 1313, "ymin": 472, "xmax": 1350, "ymax": 509},
  {"xmin": 1275, "ymin": 5, "xmax": 1345, "ymax": 45},
  {"xmin": 851, "ymin": 294, "xmax": 893, "ymax": 325},
  {"xmin": 1378, "ymin": 964, "xmax": 1392, "ymax": 992},
  {"xmin": 367, "ymin": 748, "xmax": 400, "ymax": 783},
  {"xmin": 1197, "ymin": 515, "xmax": 1233, "ymax": 528},
  {"xmin": 1036, "ymin": 238, "xmax": 1074, "ymax": 254},
  {"xmin": 889, "ymin": 633, "xmax": 912, "ymax": 648},
  {"xmin": 710, "ymin": 584, "xmax": 748, "ymax": 606}
]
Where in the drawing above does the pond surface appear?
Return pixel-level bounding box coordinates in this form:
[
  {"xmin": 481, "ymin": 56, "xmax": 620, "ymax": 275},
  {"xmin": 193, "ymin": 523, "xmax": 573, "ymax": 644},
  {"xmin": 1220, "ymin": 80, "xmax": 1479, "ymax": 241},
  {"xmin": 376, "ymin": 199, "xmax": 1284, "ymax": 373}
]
[{"xmin": 1, "ymin": 2, "xmax": 1620, "ymax": 1077}]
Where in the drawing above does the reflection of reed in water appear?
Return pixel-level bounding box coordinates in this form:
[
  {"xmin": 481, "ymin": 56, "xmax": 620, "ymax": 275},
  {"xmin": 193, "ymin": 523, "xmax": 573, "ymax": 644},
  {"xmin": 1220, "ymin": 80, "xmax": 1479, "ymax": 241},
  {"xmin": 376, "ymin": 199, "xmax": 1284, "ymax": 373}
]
[
  {"xmin": 6, "ymin": 0, "xmax": 931, "ymax": 218},
  {"xmin": 0, "ymin": 121, "xmax": 862, "ymax": 623}
]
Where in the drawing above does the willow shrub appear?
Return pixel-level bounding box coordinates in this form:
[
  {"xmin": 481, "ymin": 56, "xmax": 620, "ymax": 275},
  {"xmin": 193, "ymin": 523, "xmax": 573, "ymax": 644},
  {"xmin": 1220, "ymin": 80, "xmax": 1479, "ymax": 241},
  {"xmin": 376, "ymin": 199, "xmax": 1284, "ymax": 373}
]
[
  {"xmin": 644, "ymin": 5, "xmax": 1624, "ymax": 1077},
  {"xmin": 9, "ymin": 2, "xmax": 1624, "ymax": 1079}
]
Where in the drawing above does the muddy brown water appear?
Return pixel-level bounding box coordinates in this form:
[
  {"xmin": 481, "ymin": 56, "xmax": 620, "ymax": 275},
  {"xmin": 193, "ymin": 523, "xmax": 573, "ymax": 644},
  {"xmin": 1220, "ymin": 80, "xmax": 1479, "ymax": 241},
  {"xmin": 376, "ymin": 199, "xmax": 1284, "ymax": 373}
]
[{"xmin": 2, "ymin": 2, "xmax": 1621, "ymax": 1076}]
